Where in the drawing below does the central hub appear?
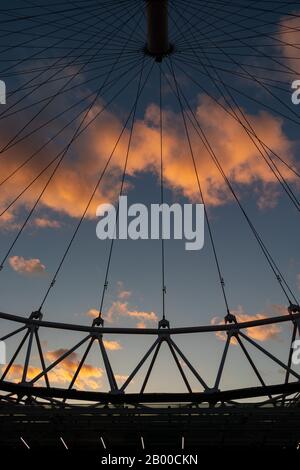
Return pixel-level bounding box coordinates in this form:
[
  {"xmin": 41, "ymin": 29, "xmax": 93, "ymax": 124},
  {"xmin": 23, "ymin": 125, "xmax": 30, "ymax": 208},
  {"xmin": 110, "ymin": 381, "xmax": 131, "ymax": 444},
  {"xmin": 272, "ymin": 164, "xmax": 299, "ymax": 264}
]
[{"xmin": 146, "ymin": 0, "xmax": 173, "ymax": 61}]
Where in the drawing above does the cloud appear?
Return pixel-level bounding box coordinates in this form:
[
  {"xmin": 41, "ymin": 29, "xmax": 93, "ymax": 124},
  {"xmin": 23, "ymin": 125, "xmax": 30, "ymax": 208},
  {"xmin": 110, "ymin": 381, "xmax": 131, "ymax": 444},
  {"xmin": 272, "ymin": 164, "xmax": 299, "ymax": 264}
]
[
  {"xmin": 86, "ymin": 308, "xmax": 99, "ymax": 319},
  {"xmin": 4, "ymin": 360, "xmax": 102, "ymax": 390},
  {"xmin": 117, "ymin": 281, "xmax": 132, "ymax": 300},
  {"xmin": 105, "ymin": 301, "xmax": 158, "ymax": 327},
  {"xmin": 103, "ymin": 340, "xmax": 122, "ymax": 351},
  {"xmin": 33, "ymin": 217, "xmax": 61, "ymax": 229},
  {"xmin": 211, "ymin": 306, "xmax": 281, "ymax": 343},
  {"xmin": 9, "ymin": 255, "xmax": 46, "ymax": 276},
  {"xmin": 271, "ymin": 304, "xmax": 288, "ymax": 316},
  {"xmin": 0, "ymin": 210, "xmax": 21, "ymax": 231},
  {"xmin": 4, "ymin": 346, "xmax": 125, "ymax": 390},
  {"xmin": 114, "ymin": 374, "xmax": 128, "ymax": 385},
  {"xmin": 86, "ymin": 300, "xmax": 158, "ymax": 328},
  {"xmin": 255, "ymin": 184, "xmax": 280, "ymax": 210},
  {"xmin": 0, "ymin": 104, "xmax": 123, "ymax": 224},
  {"xmin": 0, "ymin": 94, "xmax": 298, "ymax": 230},
  {"xmin": 44, "ymin": 349, "xmax": 103, "ymax": 390},
  {"xmin": 46, "ymin": 346, "xmax": 126, "ymax": 386},
  {"xmin": 118, "ymin": 290, "xmax": 131, "ymax": 300},
  {"xmin": 124, "ymin": 308, "xmax": 158, "ymax": 323},
  {"xmin": 3, "ymin": 364, "xmax": 41, "ymax": 382},
  {"xmin": 118, "ymin": 290, "xmax": 132, "ymax": 300},
  {"xmin": 113, "ymin": 100, "xmax": 297, "ymax": 209}
]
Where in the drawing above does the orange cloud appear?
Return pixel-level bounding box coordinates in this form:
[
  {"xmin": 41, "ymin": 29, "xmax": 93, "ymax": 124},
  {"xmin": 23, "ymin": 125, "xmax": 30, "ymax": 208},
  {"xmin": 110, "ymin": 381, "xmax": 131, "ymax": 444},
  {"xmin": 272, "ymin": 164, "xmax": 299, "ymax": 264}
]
[
  {"xmin": 0, "ymin": 94, "xmax": 297, "ymax": 229},
  {"xmin": 86, "ymin": 300, "xmax": 158, "ymax": 328},
  {"xmin": 128, "ymin": 99, "xmax": 297, "ymax": 208},
  {"xmin": 0, "ymin": 104, "xmax": 123, "ymax": 223},
  {"xmin": 104, "ymin": 301, "xmax": 158, "ymax": 327},
  {"xmin": 33, "ymin": 217, "xmax": 61, "ymax": 229},
  {"xmin": 0, "ymin": 210, "xmax": 21, "ymax": 231},
  {"xmin": 86, "ymin": 308, "xmax": 99, "ymax": 319},
  {"xmin": 9, "ymin": 255, "xmax": 46, "ymax": 276},
  {"xmin": 4, "ymin": 360, "xmax": 102, "ymax": 390},
  {"xmin": 4, "ymin": 346, "xmax": 125, "ymax": 390},
  {"xmin": 103, "ymin": 340, "xmax": 122, "ymax": 351},
  {"xmin": 3, "ymin": 364, "xmax": 42, "ymax": 382},
  {"xmin": 125, "ymin": 309, "xmax": 157, "ymax": 322},
  {"xmin": 211, "ymin": 306, "xmax": 281, "ymax": 343},
  {"xmin": 44, "ymin": 349, "xmax": 103, "ymax": 390}
]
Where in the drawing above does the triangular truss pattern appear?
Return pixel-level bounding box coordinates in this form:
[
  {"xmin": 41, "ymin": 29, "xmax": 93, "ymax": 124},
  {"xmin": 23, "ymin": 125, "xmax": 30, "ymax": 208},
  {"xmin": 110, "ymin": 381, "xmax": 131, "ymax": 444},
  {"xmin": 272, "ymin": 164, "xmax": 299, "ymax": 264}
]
[{"xmin": 0, "ymin": 311, "xmax": 299, "ymax": 405}]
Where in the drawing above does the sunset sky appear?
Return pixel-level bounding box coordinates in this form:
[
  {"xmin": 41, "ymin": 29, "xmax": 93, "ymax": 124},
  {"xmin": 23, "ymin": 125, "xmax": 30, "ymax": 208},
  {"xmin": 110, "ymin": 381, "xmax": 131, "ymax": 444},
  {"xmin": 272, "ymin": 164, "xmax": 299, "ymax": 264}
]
[{"xmin": 0, "ymin": 0, "xmax": 299, "ymax": 396}]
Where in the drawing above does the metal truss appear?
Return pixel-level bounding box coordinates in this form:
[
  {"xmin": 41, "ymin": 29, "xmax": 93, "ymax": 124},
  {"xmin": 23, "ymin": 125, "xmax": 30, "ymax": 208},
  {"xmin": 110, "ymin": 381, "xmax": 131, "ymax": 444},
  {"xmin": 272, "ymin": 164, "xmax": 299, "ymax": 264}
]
[{"xmin": 0, "ymin": 308, "xmax": 300, "ymax": 406}]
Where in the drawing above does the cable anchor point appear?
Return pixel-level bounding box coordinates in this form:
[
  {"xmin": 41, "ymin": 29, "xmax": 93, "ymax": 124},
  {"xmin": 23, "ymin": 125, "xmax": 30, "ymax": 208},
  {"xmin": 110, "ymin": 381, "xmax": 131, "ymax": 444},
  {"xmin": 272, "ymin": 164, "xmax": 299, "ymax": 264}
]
[
  {"xmin": 29, "ymin": 310, "xmax": 43, "ymax": 321},
  {"xmin": 158, "ymin": 317, "xmax": 170, "ymax": 329},
  {"xmin": 224, "ymin": 311, "xmax": 237, "ymax": 324},
  {"xmin": 92, "ymin": 312, "xmax": 104, "ymax": 328},
  {"xmin": 288, "ymin": 303, "xmax": 300, "ymax": 315}
]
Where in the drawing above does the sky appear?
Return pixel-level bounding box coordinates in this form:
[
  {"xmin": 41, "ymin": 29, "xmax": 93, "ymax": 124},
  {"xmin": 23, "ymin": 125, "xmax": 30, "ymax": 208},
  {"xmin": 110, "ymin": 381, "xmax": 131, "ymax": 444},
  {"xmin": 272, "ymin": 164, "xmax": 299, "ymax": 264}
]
[{"xmin": 0, "ymin": 0, "xmax": 300, "ymax": 397}]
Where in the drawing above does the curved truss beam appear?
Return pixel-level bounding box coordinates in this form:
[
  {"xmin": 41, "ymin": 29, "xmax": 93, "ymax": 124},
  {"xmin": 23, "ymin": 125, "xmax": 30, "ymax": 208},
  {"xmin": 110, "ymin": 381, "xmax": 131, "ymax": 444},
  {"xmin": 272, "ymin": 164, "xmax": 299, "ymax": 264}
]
[
  {"xmin": 0, "ymin": 379, "xmax": 300, "ymax": 404},
  {"xmin": 0, "ymin": 310, "xmax": 299, "ymax": 335}
]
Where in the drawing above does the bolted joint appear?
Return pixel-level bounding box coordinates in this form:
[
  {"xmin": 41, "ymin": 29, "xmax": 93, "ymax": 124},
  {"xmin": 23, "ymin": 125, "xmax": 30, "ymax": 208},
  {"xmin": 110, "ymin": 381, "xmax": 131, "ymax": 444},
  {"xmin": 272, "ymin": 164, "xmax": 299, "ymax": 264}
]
[
  {"xmin": 224, "ymin": 311, "xmax": 237, "ymax": 324},
  {"xmin": 227, "ymin": 329, "xmax": 239, "ymax": 339},
  {"xmin": 158, "ymin": 317, "xmax": 170, "ymax": 329},
  {"xmin": 91, "ymin": 332, "xmax": 102, "ymax": 341},
  {"xmin": 92, "ymin": 316, "xmax": 104, "ymax": 328},
  {"xmin": 29, "ymin": 310, "xmax": 43, "ymax": 323},
  {"xmin": 288, "ymin": 303, "xmax": 300, "ymax": 315}
]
